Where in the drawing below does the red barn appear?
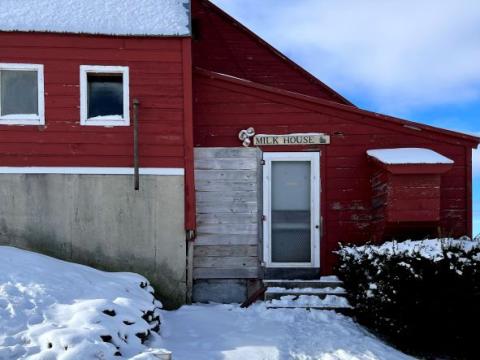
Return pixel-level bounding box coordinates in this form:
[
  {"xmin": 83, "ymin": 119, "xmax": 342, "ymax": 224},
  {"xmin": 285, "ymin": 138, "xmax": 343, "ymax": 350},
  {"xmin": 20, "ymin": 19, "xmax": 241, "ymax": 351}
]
[{"xmin": 0, "ymin": 0, "xmax": 478, "ymax": 306}]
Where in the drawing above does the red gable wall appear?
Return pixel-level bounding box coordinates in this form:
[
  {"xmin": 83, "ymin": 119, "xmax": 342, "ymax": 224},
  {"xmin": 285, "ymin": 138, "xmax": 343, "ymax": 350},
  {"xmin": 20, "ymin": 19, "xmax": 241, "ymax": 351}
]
[
  {"xmin": 193, "ymin": 71, "xmax": 476, "ymax": 272},
  {"xmin": 191, "ymin": 0, "xmax": 351, "ymax": 105},
  {"xmin": 0, "ymin": 32, "xmax": 189, "ymax": 169}
]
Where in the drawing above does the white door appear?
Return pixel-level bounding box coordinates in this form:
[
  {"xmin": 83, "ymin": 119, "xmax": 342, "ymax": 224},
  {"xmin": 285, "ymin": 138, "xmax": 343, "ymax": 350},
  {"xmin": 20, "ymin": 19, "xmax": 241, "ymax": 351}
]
[{"xmin": 262, "ymin": 152, "xmax": 320, "ymax": 268}]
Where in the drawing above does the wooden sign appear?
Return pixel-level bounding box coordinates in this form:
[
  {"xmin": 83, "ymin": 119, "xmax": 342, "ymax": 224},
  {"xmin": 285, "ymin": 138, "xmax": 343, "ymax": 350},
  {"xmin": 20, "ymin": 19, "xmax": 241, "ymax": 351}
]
[{"xmin": 253, "ymin": 133, "xmax": 330, "ymax": 146}]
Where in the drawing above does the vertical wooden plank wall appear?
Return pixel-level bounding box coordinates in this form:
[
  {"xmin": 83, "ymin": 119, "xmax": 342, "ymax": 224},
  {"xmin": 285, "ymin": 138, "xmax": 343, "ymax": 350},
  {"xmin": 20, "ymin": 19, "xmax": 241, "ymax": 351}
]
[{"xmin": 193, "ymin": 147, "xmax": 261, "ymax": 279}]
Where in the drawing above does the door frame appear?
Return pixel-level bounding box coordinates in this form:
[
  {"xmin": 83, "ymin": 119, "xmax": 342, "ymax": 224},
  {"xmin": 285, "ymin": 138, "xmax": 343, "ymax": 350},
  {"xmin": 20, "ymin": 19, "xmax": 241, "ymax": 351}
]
[{"xmin": 262, "ymin": 152, "xmax": 321, "ymax": 268}]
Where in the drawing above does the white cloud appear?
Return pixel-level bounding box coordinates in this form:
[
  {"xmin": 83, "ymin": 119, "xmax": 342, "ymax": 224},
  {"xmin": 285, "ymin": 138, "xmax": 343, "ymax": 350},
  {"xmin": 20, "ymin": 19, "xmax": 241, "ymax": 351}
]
[
  {"xmin": 474, "ymin": 148, "xmax": 480, "ymax": 177},
  {"xmin": 212, "ymin": 0, "xmax": 480, "ymax": 113}
]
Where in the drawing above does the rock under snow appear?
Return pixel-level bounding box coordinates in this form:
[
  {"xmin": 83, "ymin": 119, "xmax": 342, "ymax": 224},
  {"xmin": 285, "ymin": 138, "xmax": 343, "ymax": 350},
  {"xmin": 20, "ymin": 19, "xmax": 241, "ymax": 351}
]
[
  {"xmin": 0, "ymin": 0, "xmax": 190, "ymax": 36},
  {"xmin": 0, "ymin": 246, "xmax": 164, "ymax": 359}
]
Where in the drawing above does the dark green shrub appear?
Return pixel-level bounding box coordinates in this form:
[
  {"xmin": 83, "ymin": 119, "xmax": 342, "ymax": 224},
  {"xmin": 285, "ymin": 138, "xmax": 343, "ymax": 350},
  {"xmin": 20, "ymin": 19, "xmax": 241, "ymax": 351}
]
[{"xmin": 336, "ymin": 238, "xmax": 480, "ymax": 359}]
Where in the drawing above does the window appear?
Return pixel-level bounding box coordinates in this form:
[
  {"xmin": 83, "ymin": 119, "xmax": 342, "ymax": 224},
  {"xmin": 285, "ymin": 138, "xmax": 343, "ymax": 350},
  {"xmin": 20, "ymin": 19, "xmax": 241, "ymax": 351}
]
[
  {"xmin": 0, "ymin": 63, "xmax": 44, "ymax": 125},
  {"xmin": 80, "ymin": 65, "xmax": 129, "ymax": 126}
]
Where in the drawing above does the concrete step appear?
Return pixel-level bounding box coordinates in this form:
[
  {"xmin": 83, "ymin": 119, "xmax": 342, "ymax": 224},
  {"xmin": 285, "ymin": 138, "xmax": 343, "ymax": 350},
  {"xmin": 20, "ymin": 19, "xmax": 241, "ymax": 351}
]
[
  {"xmin": 264, "ymin": 294, "xmax": 352, "ymax": 311},
  {"xmin": 264, "ymin": 286, "xmax": 347, "ymax": 301},
  {"xmin": 265, "ymin": 305, "xmax": 353, "ymax": 315},
  {"xmin": 262, "ymin": 276, "xmax": 350, "ymax": 312},
  {"xmin": 263, "ymin": 276, "xmax": 343, "ymax": 289}
]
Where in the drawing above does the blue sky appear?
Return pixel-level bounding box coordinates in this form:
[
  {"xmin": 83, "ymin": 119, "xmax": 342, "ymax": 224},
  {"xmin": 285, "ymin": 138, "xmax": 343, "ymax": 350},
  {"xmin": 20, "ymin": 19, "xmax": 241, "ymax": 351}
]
[{"xmin": 212, "ymin": 0, "xmax": 480, "ymax": 236}]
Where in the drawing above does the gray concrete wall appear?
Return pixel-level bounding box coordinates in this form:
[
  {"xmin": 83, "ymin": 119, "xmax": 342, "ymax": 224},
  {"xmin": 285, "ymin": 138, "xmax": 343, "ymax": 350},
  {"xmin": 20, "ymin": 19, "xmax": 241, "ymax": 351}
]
[{"xmin": 0, "ymin": 174, "xmax": 186, "ymax": 309}]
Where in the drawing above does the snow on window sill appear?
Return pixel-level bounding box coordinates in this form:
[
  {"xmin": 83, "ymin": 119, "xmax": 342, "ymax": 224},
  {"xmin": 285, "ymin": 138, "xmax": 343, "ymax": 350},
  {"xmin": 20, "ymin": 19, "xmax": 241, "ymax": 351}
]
[
  {"xmin": 0, "ymin": 114, "xmax": 44, "ymax": 126},
  {"xmin": 82, "ymin": 115, "xmax": 129, "ymax": 127}
]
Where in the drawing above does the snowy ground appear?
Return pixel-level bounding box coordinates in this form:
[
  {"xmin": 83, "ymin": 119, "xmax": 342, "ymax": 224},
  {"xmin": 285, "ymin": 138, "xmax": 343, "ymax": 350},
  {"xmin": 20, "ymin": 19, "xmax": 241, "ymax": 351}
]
[
  {"xmin": 0, "ymin": 246, "xmax": 413, "ymax": 360},
  {"xmin": 153, "ymin": 304, "xmax": 413, "ymax": 360}
]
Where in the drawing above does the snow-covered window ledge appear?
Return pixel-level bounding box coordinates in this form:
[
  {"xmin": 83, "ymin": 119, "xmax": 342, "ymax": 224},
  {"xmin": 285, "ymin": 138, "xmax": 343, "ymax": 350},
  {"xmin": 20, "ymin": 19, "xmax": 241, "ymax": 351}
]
[
  {"xmin": 0, "ymin": 63, "xmax": 45, "ymax": 126},
  {"xmin": 80, "ymin": 65, "xmax": 130, "ymax": 127}
]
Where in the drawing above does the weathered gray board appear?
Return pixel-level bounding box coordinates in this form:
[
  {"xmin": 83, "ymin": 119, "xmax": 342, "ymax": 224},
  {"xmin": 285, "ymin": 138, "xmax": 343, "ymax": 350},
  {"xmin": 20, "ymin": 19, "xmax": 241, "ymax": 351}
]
[{"xmin": 193, "ymin": 147, "xmax": 262, "ymax": 302}]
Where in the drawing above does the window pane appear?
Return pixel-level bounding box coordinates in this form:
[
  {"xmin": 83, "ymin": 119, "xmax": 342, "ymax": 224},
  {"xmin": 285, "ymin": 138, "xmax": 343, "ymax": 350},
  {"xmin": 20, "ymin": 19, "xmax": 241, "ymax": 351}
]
[
  {"xmin": 271, "ymin": 161, "xmax": 311, "ymax": 263},
  {"xmin": 0, "ymin": 70, "xmax": 38, "ymax": 116},
  {"xmin": 87, "ymin": 73, "xmax": 123, "ymax": 118}
]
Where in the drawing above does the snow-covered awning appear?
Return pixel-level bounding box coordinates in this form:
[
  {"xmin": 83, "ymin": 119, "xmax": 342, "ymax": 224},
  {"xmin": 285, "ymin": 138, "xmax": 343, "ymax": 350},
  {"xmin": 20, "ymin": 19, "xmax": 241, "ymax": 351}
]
[
  {"xmin": 367, "ymin": 148, "xmax": 453, "ymax": 165},
  {"xmin": 367, "ymin": 148, "xmax": 454, "ymax": 174},
  {"xmin": 0, "ymin": 0, "xmax": 190, "ymax": 37}
]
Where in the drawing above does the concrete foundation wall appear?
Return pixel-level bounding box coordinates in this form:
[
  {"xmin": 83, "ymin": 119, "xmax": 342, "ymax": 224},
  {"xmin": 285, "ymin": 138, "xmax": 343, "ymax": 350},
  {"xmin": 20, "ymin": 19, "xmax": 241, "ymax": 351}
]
[
  {"xmin": 193, "ymin": 279, "xmax": 247, "ymax": 304},
  {"xmin": 0, "ymin": 174, "xmax": 186, "ymax": 309}
]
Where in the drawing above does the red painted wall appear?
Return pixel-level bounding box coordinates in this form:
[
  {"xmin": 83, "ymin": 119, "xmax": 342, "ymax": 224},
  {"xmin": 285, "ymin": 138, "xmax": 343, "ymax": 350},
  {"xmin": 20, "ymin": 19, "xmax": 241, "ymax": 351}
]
[
  {"xmin": 0, "ymin": 32, "xmax": 188, "ymax": 168},
  {"xmin": 193, "ymin": 72, "xmax": 476, "ymax": 273},
  {"xmin": 191, "ymin": 0, "xmax": 351, "ymax": 105},
  {"xmin": 371, "ymin": 167, "xmax": 449, "ymax": 241}
]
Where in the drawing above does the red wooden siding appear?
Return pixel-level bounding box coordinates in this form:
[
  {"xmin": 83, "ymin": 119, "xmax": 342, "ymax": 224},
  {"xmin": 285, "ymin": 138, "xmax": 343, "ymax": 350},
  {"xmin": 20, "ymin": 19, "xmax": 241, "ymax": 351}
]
[
  {"xmin": 370, "ymin": 160, "xmax": 455, "ymax": 239},
  {"xmin": 0, "ymin": 32, "xmax": 187, "ymax": 168},
  {"xmin": 191, "ymin": 0, "xmax": 352, "ymax": 105},
  {"xmin": 193, "ymin": 70, "xmax": 477, "ymax": 273},
  {"xmin": 371, "ymin": 170, "xmax": 445, "ymax": 240}
]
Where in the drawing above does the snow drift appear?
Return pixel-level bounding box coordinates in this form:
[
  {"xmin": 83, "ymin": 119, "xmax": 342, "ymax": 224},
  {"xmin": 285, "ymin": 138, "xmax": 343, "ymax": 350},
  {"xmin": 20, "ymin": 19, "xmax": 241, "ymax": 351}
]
[{"xmin": 0, "ymin": 246, "xmax": 164, "ymax": 359}]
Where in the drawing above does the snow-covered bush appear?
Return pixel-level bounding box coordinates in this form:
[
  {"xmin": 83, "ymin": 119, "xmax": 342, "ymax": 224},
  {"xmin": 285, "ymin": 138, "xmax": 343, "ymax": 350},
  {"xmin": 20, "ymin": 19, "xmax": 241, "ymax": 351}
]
[
  {"xmin": 0, "ymin": 246, "xmax": 165, "ymax": 359},
  {"xmin": 336, "ymin": 238, "xmax": 480, "ymax": 357}
]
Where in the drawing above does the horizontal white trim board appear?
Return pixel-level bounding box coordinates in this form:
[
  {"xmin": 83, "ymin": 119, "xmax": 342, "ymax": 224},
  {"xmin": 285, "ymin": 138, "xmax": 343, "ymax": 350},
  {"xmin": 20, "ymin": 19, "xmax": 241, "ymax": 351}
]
[{"xmin": 0, "ymin": 167, "xmax": 184, "ymax": 176}]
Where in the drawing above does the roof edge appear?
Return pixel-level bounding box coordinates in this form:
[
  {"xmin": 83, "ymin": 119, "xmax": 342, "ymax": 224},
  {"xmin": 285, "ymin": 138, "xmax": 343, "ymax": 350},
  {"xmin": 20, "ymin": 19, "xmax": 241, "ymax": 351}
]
[
  {"xmin": 0, "ymin": 29, "xmax": 191, "ymax": 38},
  {"xmin": 199, "ymin": 0, "xmax": 354, "ymax": 107},
  {"xmin": 195, "ymin": 67, "xmax": 480, "ymax": 147}
]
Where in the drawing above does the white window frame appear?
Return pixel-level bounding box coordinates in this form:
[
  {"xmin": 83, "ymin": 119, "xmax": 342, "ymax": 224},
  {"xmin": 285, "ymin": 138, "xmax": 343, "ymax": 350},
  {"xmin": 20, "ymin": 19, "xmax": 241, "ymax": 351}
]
[
  {"xmin": 80, "ymin": 65, "xmax": 130, "ymax": 127},
  {"xmin": 262, "ymin": 152, "xmax": 321, "ymax": 268},
  {"xmin": 0, "ymin": 63, "xmax": 45, "ymax": 125}
]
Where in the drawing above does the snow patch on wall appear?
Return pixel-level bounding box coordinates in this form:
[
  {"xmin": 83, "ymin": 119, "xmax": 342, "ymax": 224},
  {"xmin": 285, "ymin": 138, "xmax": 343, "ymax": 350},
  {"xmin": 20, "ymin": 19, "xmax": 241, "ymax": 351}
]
[{"xmin": 0, "ymin": 0, "xmax": 190, "ymax": 36}]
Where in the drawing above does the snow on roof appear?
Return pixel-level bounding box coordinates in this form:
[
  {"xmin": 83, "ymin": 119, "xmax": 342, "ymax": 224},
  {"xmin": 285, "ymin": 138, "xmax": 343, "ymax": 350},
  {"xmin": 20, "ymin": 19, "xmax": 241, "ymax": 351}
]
[
  {"xmin": 0, "ymin": 0, "xmax": 190, "ymax": 37},
  {"xmin": 366, "ymin": 148, "xmax": 454, "ymax": 165}
]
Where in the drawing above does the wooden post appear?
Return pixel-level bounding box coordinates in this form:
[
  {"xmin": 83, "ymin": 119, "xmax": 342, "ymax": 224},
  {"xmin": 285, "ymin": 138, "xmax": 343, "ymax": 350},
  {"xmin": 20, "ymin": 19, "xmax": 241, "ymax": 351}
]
[
  {"xmin": 186, "ymin": 236, "xmax": 194, "ymax": 304},
  {"xmin": 133, "ymin": 98, "xmax": 140, "ymax": 190}
]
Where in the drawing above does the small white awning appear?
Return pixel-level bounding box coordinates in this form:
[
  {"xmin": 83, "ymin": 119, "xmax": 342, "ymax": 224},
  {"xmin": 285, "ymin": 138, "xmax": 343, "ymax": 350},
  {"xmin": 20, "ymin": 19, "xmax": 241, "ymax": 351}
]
[{"xmin": 366, "ymin": 148, "xmax": 454, "ymax": 165}]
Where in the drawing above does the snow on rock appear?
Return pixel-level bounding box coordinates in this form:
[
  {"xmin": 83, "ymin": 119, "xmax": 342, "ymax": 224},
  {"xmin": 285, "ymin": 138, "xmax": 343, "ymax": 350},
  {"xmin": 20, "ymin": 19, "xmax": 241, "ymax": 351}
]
[
  {"xmin": 155, "ymin": 303, "xmax": 413, "ymax": 360},
  {"xmin": 367, "ymin": 147, "xmax": 454, "ymax": 164},
  {"xmin": 0, "ymin": 246, "xmax": 163, "ymax": 359},
  {"xmin": 0, "ymin": 0, "xmax": 190, "ymax": 36}
]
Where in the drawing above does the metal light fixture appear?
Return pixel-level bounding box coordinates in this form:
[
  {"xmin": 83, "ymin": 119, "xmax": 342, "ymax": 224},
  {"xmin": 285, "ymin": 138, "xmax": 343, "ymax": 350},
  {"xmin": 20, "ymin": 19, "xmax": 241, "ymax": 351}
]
[{"xmin": 238, "ymin": 127, "xmax": 255, "ymax": 147}]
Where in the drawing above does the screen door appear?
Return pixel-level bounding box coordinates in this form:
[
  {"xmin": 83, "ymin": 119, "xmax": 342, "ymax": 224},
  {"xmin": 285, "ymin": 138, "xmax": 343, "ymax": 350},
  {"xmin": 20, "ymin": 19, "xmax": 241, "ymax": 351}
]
[{"xmin": 262, "ymin": 152, "xmax": 320, "ymax": 267}]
